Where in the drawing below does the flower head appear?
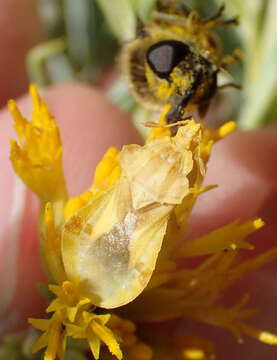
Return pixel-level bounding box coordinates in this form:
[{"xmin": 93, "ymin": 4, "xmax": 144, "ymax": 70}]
[
  {"xmin": 8, "ymin": 85, "xmax": 277, "ymax": 359},
  {"xmin": 9, "ymin": 85, "xmax": 67, "ymax": 205}
]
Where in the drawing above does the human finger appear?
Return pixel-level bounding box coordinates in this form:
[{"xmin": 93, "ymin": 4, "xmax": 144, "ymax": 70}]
[
  {"xmin": 0, "ymin": 0, "xmax": 44, "ymax": 107},
  {"xmin": 190, "ymin": 128, "xmax": 277, "ymax": 359}
]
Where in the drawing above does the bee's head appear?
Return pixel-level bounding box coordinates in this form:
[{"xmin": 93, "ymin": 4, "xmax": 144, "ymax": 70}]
[
  {"xmin": 145, "ymin": 39, "xmax": 218, "ymax": 120},
  {"xmin": 146, "ymin": 40, "xmax": 190, "ymax": 79},
  {"xmin": 145, "ymin": 40, "xmax": 195, "ymax": 103}
]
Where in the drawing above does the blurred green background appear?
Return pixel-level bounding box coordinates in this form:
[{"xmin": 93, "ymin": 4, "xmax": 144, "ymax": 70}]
[{"xmin": 28, "ymin": 0, "xmax": 277, "ymax": 130}]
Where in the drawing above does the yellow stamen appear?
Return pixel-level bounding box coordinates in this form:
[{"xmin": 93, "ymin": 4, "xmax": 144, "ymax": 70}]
[{"xmin": 183, "ymin": 348, "xmax": 205, "ymax": 360}]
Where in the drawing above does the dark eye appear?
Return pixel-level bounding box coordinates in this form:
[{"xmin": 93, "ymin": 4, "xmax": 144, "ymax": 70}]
[{"xmin": 146, "ymin": 40, "xmax": 190, "ymax": 79}]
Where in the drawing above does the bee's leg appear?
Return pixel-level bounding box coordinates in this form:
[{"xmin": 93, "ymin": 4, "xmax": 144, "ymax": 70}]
[
  {"xmin": 156, "ymin": 0, "xmax": 191, "ymax": 16},
  {"xmin": 204, "ymin": 4, "xmax": 239, "ymax": 28},
  {"xmin": 207, "ymin": 4, "xmax": 226, "ymax": 22},
  {"xmin": 220, "ymin": 49, "xmax": 242, "ymax": 67},
  {"xmin": 213, "ymin": 17, "xmax": 239, "ymax": 27},
  {"xmin": 166, "ymin": 92, "xmax": 195, "ymax": 135},
  {"xmin": 136, "ymin": 16, "xmax": 147, "ymax": 38},
  {"xmin": 165, "ymin": 97, "xmax": 186, "ymax": 135},
  {"xmin": 166, "ymin": 81, "xmax": 199, "ymax": 124},
  {"xmin": 166, "ymin": 98, "xmax": 185, "ymax": 124}
]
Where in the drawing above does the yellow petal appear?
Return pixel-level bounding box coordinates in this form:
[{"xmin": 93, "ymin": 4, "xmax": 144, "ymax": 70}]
[
  {"xmin": 213, "ymin": 121, "xmax": 236, "ymax": 141},
  {"xmin": 66, "ymin": 324, "xmax": 86, "ymax": 339},
  {"xmin": 57, "ymin": 332, "xmax": 67, "ymax": 360},
  {"xmin": 91, "ymin": 321, "xmax": 122, "ymax": 360},
  {"xmin": 259, "ymin": 332, "xmax": 277, "ymax": 345},
  {"xmin": 179, "ymin": 218, "xmax": 263, "ymax": 257},
  {"xmin": 32, "ymin": 332, "xmax": 49, "ymax": 353},
  {"xmin": 87, "ymin": 330, "xmax": 101, "ymax": 360},
  {"xmin": 48, "ymin": 284, "xmax": 65, "ymax": 299},
  {"xmin": 46, "ymin": 298, "xmax": 64, "ymax": 313},
  {"xmin": 90, "ymin": 146, "xmax": 121, "ymax": 196},
  {"xmin": 44, "ymin": 320, "xmax": 61, "ymax": 360},
  {"xmin": 67, "ymin": 306, "xmax": 78, "ymax": 323},
  {"xmin": 64, "ymin": 191, "xmax": 93, "ymax": 220},
  {"xmin": 29, "ymin": 318, "xmax": 50, "ymax": 331}
]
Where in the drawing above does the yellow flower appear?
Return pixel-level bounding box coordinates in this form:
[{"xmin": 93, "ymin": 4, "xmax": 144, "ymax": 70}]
[
  {"xmin": 9, "ymin": 85, "xmax": 277, "ymax": 360},
  {"xmin": 29, "ymin": 312, "xmax": 66, "ymax": 360},
  {"xmin": 66, "ymin": 312, "xmax": 122, "ymax": 359},
  {"xmin": 30, "ymin": 280, "xmax": 122, "ymax": 360},
  {"xmin": 9, "ymin": 84, "xmax": 68, "ymax": 226}
]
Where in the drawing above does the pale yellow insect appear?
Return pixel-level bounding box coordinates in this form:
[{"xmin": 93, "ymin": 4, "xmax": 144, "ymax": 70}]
[{"xmin": 62, "ymin": 123, "xmax": 200, "ymax": 308}]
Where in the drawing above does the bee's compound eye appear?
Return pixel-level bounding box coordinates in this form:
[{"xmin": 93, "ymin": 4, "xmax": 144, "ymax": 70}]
[{"xmin": 146, "ymin": 40, "xmax": 189, "ymax": 79}]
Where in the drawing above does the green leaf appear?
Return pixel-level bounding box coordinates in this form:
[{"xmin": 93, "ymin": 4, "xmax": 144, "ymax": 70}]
[
  {"xmin": 131, "ymin": 0, "xmax": 156, "ymax": 22},
  {"xmin": 95, "ymin": 0, "xmax": 137, "ymax": 40},
  {"xmin": 238, "ymin": 0, "xmax": 277, "ymax": 128},
  {"xmin": 64, "ymin": 0, "xmax": 92, "ymax": 66},
  {"xmin": 107, "ymin": 77, "xmax": 137, "ymax": 113},
  {"xmin": 213, "ymin": 0, "xmax": 277, "ymax": 128},
  {"xmin": 26, "ymin": 38, "xmax": 68, "ymax": 86}
]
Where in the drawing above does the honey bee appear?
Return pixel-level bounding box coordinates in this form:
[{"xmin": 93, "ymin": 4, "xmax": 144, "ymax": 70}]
[{"xmin": 121, "ymin": 0, "xmax": 240, "ymax": 126}]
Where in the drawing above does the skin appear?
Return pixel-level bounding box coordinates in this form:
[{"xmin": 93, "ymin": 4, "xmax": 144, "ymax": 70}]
[
  {"xmin": 0, "ymin": 0, "xmax": 44, "ymax": 107},
  {"xmin": 0, "ymin": 1, "xmax": 277, "ymax": 358}
]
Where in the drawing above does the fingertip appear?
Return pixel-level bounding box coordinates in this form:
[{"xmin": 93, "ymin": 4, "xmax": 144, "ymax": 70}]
[
  {"xmin": 41, "ymin": 83, "xmax": 142, "ymax": 195},
  {"xmin": 188, "ymin": 127, "xmax": 277, "ymax": 360},
  {"xmin": 0, "ymin": 0, "xmax": 44, "ymax": 106},
  {"xmin": 191, "ymin": 127, "xmax": 277, "ymax": 235}
]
